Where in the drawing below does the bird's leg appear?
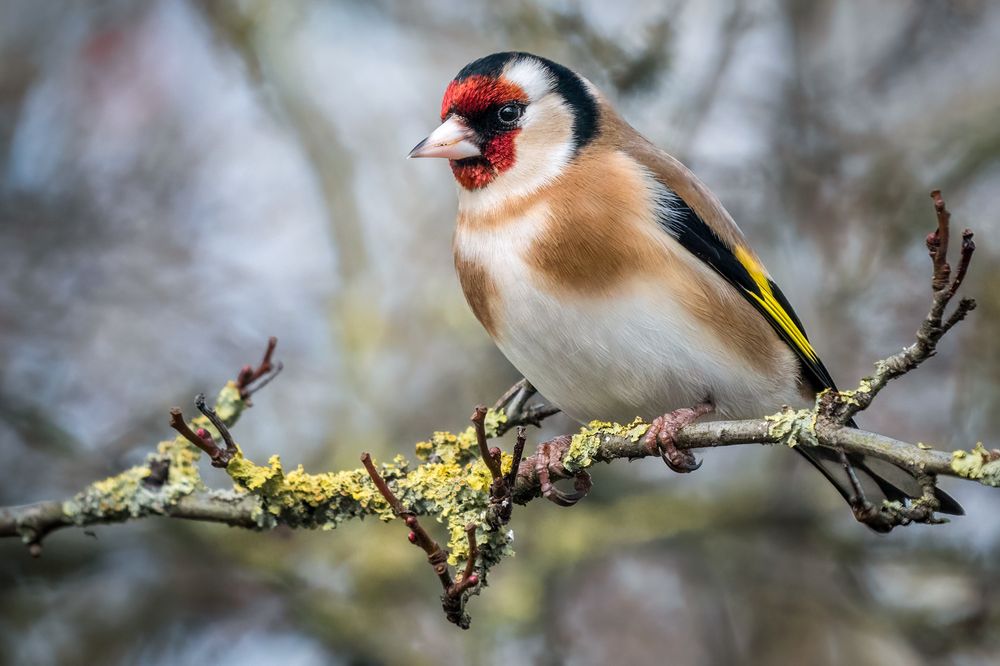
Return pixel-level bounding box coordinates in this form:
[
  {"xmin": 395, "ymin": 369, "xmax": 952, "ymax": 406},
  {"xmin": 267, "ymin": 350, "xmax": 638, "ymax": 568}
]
[{"xmin": 643, "ymin": 400, "xmax": 715, "ymax": 473}]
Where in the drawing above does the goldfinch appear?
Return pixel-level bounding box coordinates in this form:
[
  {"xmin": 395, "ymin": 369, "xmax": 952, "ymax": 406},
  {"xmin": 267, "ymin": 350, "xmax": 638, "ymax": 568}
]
[{"xmin": 409, "ymin": 52, "xmax": 961, "ymax": 524}]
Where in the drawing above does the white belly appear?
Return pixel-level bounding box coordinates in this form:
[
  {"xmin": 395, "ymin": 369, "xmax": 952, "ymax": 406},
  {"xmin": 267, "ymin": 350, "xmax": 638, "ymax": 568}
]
[
  {"xmin": 455, "ymin": 213, "xmax": 805, "ymax": 424},
  {"xmin": 496, "ymin": 275, "xmax": 803, "ymax": 423}
]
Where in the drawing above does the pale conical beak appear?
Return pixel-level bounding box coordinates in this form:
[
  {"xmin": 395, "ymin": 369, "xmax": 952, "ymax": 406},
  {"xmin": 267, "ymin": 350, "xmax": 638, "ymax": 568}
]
[{"xmin": 408, "ymin": 116, "xmax": 481, "ymax": 159}]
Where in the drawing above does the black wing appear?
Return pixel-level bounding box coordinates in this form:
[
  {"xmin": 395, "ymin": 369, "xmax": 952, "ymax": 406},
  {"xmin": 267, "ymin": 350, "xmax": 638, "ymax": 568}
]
[
  {"xmin": 650, "ymin": 187, "xmax": 964, "ymax": 517},
  {"xmin": 653, "ymin": 189, "xmax": 837, "ymax": 392}
]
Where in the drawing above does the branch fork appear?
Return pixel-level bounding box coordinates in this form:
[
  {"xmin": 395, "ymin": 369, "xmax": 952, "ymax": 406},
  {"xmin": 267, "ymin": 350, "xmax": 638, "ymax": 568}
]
[
  {"xmin": 492, "ymin": 379, "xmax": 560, "ymax": 436},
  {"xmin": 0, "ymin": 192, "xmax": 988, "ymax": 629},
  {"xmin": 360, "ymin": 452, "xmax": 480, "ymax": 629},
  {"xmin": 168, "ymin": 337, "xmax": 283, "ymax": 466},
  {"xmin": 809, "ymin": 190, "xmax": 976, "ymax": 529},
  {"xmin": 471, "ymin": 405, "xmax": 527, "ymax": 527},
  {"xmin": 235, "ymin": 335, "xmax": 283, "ymax": 402}
]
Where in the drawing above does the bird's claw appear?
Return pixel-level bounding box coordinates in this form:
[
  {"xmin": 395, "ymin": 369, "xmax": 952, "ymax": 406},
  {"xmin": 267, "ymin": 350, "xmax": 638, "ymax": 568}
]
[
  {"xmin": 643, "ymin": 401, "xmax": 714, "ymax": 473},
  {"xmin": 535, "ymin": 436, "xmax": 591, "ymax": 507}
]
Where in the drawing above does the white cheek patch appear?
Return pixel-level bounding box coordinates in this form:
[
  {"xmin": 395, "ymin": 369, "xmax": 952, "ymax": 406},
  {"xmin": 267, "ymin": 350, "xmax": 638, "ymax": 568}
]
[
  {"xmin": 503, "ymin": 57, "xmax": 555, "ymax": 102},
  {"xmin": 457, "ymin": 94, "xmax": 575, "ymax": 214}
]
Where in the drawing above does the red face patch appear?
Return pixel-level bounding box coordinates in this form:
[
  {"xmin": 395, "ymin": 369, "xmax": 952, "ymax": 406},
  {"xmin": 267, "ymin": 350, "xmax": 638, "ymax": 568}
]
[
  {"xmin": 440, "ymin": 75, "xmax": 528, "ymax": 121},
  {"xmin": 450, "ymin": 129, "xmax": 521, "ymax": 189},
  {"xmin": 441, "ymin": 76, "xmax": 528, "ymax": 189}
]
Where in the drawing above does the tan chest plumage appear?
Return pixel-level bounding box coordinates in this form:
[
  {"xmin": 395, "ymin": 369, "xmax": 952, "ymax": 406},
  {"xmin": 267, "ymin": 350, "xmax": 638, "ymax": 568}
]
[{"xmin": 452, "ymin": 149, "xmax": 804, "ymax": 422}]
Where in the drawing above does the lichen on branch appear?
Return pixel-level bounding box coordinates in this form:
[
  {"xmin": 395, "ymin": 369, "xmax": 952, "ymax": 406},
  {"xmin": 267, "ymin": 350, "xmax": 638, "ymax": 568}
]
[
  {"xmin": 0, "ymin": 190, "xmax": 993, "ymax": 628},
  {"xmin": 3, "ymin": 381, "xmax": 255, "ymax": 553},
  {"xmin": 67, "ymin": 382, "xmax": 252, "ymax": 527},
  {"xmin": 951, "ymin": 444, "xmax": 1000, "ymax": 487},
  {"xmin": 223, "ymin": 409, "xmax": 517, "ymax": 570}
]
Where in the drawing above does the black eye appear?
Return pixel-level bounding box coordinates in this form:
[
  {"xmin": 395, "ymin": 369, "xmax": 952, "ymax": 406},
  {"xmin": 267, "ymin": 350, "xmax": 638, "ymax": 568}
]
[{"xmin": 496, "ymin": 103, "xmax": 523, "ymax": 125}]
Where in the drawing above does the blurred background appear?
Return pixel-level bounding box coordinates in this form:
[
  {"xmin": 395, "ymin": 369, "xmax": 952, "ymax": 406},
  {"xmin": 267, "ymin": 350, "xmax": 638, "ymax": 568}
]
[{"xmin": 1, "ymin": 0, "xmax": 999, "ymax": 664}]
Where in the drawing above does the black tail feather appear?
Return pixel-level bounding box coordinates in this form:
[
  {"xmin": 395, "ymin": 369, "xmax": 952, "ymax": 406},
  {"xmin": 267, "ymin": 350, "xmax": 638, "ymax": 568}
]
[{"xmin": 796, "ymin": 444, "xmax": 963, "ymax": 529}]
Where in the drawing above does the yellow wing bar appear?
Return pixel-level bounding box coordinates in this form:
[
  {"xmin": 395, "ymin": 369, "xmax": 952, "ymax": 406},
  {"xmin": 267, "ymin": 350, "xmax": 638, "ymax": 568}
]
[
  {"xmin": 651, "ymin": 184, "xmax": 833, "ymax": 389},
  {"xmin": 734, "ymin": 246, "xmax": 818, "ymax": 362}
]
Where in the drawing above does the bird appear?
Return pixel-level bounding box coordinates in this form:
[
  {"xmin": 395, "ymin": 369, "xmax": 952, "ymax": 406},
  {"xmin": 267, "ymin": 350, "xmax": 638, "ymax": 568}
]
[{"xmin": 408, "ymin": 51, "xmax": 962, "ymax": 527}]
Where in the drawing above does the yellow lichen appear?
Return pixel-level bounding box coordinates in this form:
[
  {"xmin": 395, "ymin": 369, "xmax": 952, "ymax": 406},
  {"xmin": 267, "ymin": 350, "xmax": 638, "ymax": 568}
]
[
  {"xmin": 227, "ymin": 450, "xmax": 282, "ymax": 492},
  {"xmin": 222, "ymin": 439, "xmax": 513, "ymax": 568},
  {"xmin": 213, "ymin": 381, "xmax": 245, "ymax": 424},
  {"xmin": 225, "ymin": 449, "xmax": 400, "ymax": 527},
  {"xmin": 413, "ymin": 408, "xmax": 506, "ymax": 465},
  {"xmin": 64, "ymin": 436, "xmax": 208, "ymax": 524},
  {"xmin": 58, "ymin": 383, "xmax": 520, "ymax": 580},
  {"xmin": 60, "ymin": 384, "xmax": 244, "ymax": 530},
  {"xmin": 825, "ymin": 377, "xmax": 875, "ymax": 409},
  {"xmin": 951, "ymin": 443, "xmax": 1000, "ymax": 487},
  {"xmin": 564, "ymin": 418, "xmax": 648, "ymax": 471},
  {"xmin": 836, "ymin": 390, "xmax": 861, "ymax": 407},
  {"xmin": 766, "ymin": 407, "xmax": 819, "ymax": 448}
]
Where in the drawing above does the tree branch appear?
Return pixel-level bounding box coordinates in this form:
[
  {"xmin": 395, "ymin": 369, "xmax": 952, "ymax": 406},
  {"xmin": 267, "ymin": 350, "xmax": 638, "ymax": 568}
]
[
  {"xmin": 1, "ymin": 191, "xmax": 995, "ymax": 627},
  {"xmin": 0, "ymin": 492, "xmax": 260, "ymax": 556}
]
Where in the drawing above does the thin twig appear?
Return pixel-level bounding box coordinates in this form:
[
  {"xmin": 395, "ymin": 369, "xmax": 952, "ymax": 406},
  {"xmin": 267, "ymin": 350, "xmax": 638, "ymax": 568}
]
[
  {"xmin": 169, "ymin": 408, "xmax": 231, "ymax": 467},
  {"xmin": 361, "ymin": 452, "xmax": 477, "ymax": 628},
  {"xmin": 506, "ymin": 426, "xmax": 527, "ymax": 488},
  {"xmin": 493, "ymin": 378, "xmax": 529, "ymax": 411},
  {"xmin": 194, "ymin": 393, "xmax": 237, "ymax": 463},
  {"xmin": 929, "ymin": 189, "xmax": 951, "ymax": 291},
  {"xmin": 360, "ymin": 452, "xmax": 449, "ymax": 581},
  {"xmin": 826, "ymin": 190, "xmax": 976, "ymax": 425},
  {"xmin": 947, "ymin": 229, "xmax": 976, "ymax": 298},
  {"xmin": 517, "ymin": 404, "xmax": 561, "ymax": 427},
  {"xmin": 243, "ymin": 361, "xmax": 283, "ymax": 398},
  {"xmin": 471, "ymin": 405, "xmax": 503, "ymax": 480},
  {"xmin": 450, "ymin": 524, "xmax": 480, "ymax": 595},
  {"xmin": 359, "ymin": 452, "xmax": 404, "ymax": 515},
  {"xmin": 943, "ymin": 297, "xmax": 976, "ymax": 333},
  {"xmin": 471, "ymin": 405, "xmax": 520, "ymax": 527},
  {"xmin": 236, "ymin": 336, "xmax": 283, "ymax": 401},
  {"xmin": 493, "ymin": 378, "xmax": 563, "ymax": 436}
]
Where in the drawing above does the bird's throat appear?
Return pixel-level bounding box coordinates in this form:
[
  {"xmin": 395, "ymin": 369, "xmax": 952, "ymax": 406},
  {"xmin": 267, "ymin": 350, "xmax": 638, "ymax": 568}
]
[{"xmin": 450, "ymin": 156, "xmax": 496, "ymax": 190}]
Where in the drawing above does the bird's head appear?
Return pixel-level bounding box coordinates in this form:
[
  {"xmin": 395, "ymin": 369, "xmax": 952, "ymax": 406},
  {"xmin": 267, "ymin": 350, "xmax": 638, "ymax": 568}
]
[{"xmin": 409, "ymin": 52, "xmax": 599, "ymax": 199}]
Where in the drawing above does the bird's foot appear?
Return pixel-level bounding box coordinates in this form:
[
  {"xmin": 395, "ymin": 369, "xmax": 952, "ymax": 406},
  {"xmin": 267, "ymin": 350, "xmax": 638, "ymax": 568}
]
[
  {"xmin": 534, "ymin": 436, "xmax": 592, "ymax": 507},
  {"xmin": 642, "ymin": 401, "xmax": 714, "ymax": 473}
]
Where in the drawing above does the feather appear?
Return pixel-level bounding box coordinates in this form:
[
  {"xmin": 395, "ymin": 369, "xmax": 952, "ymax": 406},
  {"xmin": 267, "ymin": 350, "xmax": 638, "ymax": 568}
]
[
  {"xmin": 604, "ymin": 110, "xmax": 963, "ymax": 516},
  {"xmin": 650, "ymin": 186, "xmax": 836, "ymax": 393}
]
